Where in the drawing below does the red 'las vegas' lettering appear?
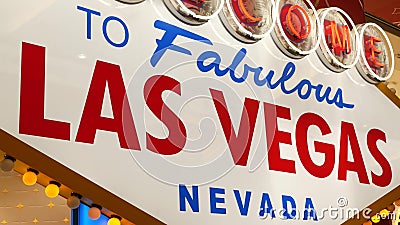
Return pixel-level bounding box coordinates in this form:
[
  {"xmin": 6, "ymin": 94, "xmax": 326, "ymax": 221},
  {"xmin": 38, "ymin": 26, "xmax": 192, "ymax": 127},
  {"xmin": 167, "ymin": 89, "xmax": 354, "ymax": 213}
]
[{"xmin": 19, "ymin": 42, "xmax": 392, "ymax": 187}]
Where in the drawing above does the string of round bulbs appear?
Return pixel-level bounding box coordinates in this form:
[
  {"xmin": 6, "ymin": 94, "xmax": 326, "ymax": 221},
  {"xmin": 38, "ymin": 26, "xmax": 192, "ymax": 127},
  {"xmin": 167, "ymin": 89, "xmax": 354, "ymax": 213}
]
[{"xmin": 1, "ymin": 155, "xmax": 122, "ymax": 225}]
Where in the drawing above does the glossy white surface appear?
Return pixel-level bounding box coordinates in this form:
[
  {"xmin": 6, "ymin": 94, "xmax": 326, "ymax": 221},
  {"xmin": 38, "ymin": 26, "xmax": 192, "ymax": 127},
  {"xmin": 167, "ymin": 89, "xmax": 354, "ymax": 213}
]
[{"xmin": 1, "ymin": 1, "xmax": 399, "ymax": 224}]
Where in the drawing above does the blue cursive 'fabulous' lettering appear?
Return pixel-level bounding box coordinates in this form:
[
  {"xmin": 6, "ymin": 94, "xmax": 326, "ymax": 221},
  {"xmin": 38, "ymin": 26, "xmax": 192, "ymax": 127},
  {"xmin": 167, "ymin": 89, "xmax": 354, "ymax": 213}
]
[
  {"xmin": 151, "ymin": 20, "xmax": 354, "ymax": 109},
  {"xmin": 197, "ymin": 49, "xmax": 354, "ymax": 109},
  {"xmin": 150, "ymin": 20, "xmax": 212, "ymax": 67}
]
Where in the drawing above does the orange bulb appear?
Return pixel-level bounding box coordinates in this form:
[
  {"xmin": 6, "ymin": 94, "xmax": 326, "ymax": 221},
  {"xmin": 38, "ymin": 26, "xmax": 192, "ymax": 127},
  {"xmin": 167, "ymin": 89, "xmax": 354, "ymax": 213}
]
[
  {"xmin": 22, "ymin": 171, "xmax": 38, "ymax": 186},
  {"xmin": 45, "ymin": 183, "xmax": 60, "ymax": 198},
  {"xmin": 88, "ymin": 206, "xmax": 101, "ymax": 220},
  {"xmin": 387, "ymin": 204, "xmax": 395, "ymax": 212}
]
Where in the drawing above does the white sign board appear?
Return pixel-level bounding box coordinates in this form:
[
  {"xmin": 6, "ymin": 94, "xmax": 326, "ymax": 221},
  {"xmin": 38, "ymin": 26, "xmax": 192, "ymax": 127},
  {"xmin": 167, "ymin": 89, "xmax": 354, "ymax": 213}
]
[{"xmin": 1, "ymin": 0, "xmax": 399, "ymax": 224}]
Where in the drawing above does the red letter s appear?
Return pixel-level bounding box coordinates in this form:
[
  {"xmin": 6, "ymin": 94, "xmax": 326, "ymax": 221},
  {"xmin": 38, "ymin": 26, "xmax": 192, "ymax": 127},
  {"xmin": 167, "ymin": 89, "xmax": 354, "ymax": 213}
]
[
  {"xmin": 368, "ymin": 129, "xmax": 392, "ymax": 187},
  {"xmin": 144, "ymin": 75, "xmax": 187, "ymax": 155}
]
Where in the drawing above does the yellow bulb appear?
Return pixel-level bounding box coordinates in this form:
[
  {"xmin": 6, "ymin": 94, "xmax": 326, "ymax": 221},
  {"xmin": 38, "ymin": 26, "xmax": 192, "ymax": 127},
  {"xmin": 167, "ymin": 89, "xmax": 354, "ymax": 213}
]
[
  {"xmin": 107, "ymin": 218, "xmax": 121, "ymax": 225},
  {"xmin": 380, "ymin": 209, "xmax": 389, "ymax": 218},
  {"xmin": 371, "ymin": 215, "xmax": 380, "ymax": 223},
  {"xmin": 45, "ymin": 184, "xmax": 60, "ymax": 198},
  {"xmin": 22, "ymin": 171, "xmax": 37, "ymax": 186}
]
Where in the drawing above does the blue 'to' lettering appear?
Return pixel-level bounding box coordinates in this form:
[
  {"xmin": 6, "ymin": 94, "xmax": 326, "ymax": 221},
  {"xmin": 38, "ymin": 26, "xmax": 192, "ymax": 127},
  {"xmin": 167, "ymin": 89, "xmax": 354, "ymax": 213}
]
[{"xmin": 102, "ymin": 16, "xmax": 129, "ymax": 48}]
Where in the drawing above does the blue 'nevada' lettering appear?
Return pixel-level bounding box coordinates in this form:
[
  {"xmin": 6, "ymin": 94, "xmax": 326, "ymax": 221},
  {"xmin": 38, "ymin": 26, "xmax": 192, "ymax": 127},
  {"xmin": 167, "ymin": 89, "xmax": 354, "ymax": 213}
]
[
  {"xmin": 151, "ymin": 20, "xmax": 355, "ymax": 110},
  {"xmin": 178, "ymin": 184, "xmax": 318, "ymax": 221}
]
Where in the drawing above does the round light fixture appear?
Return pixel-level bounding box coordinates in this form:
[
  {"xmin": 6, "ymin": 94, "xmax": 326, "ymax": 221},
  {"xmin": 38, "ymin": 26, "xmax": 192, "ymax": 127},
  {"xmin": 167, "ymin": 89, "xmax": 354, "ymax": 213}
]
[
  {"xmin": 271, "ymin": 0, "xmax": 320, "ymax": 59},
  {"xmin": 387, "ymin": 203, "xmax": 395, "ymax": 212},
  {"xmin": 107, "ymin": 215, "xmax": 122, "ymax": 225},
  {"xmin": 0, "ymin": 155, "xmax": 16, "ymax": 172},
  {"xmin": 316, "ymin": 7, "xmax": 360, "ymax": 72},
  {"xmin": 88, "ymin": 204, "xmax": 102, "ymax": 220},
  {"xmin": 220, "ymin": 0, "xmax": 275, "ymax": 42},
  {"xmin": 45, "ymin": 181, "xmax": 61, "ymax": 198},
  {"xmin": 22, "ymin": 168, "xmax": 39, "ymax": 186},
  {"xmin": 67, "ymin": 193, "xmax": 82, "ymax": 209},
  {"xmin": 164, "ymin": 0, "xmax": 223, "ymax": 25},
  {"xmin": 356, "ymin": 23, "xmax": 395, "ymax": 83}
]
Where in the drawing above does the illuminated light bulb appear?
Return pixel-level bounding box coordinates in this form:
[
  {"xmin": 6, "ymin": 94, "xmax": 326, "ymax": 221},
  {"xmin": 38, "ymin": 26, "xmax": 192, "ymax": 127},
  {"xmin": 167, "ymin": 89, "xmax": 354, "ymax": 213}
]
[
  {"xmin": 0, "ymin": 155, "xmax": 16, "ymax": 172},
  {"xmin": 387, "ymin": 204, "xmax": 395, "ymax": 212},
  {"xmin": 371, "ymin": 214, "xmax": 380, "ymax": 223},
  {"xmin": 362, "ymin": 221, "xmax": 372, "ymax": 225},
  {"xmin": 395, "ymin": 199, "xmax": 400, "ymax": 207},
  {"xmin": 380, "ymin": 209, "xmax": 389, "ymax": 218},
  {"xmin": 45, "ymin": 181, "xmax": 60, "ymax": 198},
  {"xmin": 67, "ymin": 193, "xmax": 81, "ymax": 209},
  {"xmin": 88, "ymin": 205, "xmax": 102, "ymax": 220},
  {"xmin": 107, "ymin": 216, "xmax": 121, "ymax": 225},
  {"xmin": 22, "ymin": 168, "xmax": 39, "ymax": 186}
]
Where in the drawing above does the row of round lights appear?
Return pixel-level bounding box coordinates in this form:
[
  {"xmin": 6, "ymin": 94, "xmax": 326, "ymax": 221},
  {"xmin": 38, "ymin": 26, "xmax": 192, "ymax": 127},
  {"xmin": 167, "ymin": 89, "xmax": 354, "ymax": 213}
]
[
  {"xmin": 4, "ymin": 154, "xmax": 400, "ymax": 224},
  {"xmin": 1, "ymin": 155, "xmax": 121, "ymax": 225}
]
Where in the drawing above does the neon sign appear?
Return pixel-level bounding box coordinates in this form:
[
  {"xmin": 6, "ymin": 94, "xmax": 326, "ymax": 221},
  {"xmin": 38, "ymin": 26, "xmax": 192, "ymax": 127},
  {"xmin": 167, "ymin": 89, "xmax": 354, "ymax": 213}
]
[
  {"xmin": 271, "ymin": 0, "xmax": 320, "ymax": 58},
  {"xmin": 159, "ymin": 0, "xmax": 394, "ymax": 81},
  {"xmin": 316, "ymin": 7, "xmax": 360, "ymax": 72},
  {"xmin": 356, "ymin": 23, "xmax": 395, "ymax": 83},
  {"xmin": 219, "ymin": 0, "xmax": 275, "ymax": 42}
]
